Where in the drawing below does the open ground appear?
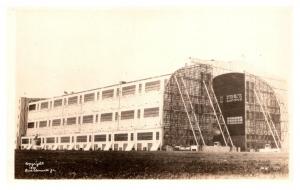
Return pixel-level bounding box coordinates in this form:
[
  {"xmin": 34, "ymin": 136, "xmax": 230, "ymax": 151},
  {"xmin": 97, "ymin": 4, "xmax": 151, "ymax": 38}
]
[{"xmin": 15, "ymin": 150, "xmax": 288, "ymax": 179}]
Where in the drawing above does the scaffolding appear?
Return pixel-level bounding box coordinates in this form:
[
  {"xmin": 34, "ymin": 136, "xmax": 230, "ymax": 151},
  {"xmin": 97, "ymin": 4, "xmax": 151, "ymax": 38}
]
[
  {"xmin": 163, "ymin": 60, "xmax": 233, "ymax": 148},
  {"xmin": 245, "ymin": 73, "xmax": 281, "ymax": 150}
]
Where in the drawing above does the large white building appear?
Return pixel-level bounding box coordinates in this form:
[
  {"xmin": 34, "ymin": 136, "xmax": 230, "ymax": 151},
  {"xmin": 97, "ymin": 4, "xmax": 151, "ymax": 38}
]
[
  {"xmin": 21, "ymin": 74, "xmax": 171, "ymax": 151},
  {"xmin": 20, "ymin": 59, "xmax": 284, "ymax": 152}
]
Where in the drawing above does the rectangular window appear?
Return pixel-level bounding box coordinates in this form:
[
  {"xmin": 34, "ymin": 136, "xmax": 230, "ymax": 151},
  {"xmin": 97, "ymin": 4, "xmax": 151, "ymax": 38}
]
[
  {"xmin": 226, "ymin": 94, "xmax": 243, "ymax": 103},
  {"xmin": 54, "ymin": 99, "xmax": 63, "ymax": 107},
  {"xmin": 76, "ymin": 136, "xmax": 87, "ymax": 143},
  {"xmin": 122, "ymin": 85, "xmax": 136, "ymax": 96},
  {"xmin": 84, "ymin": 93, "xmax": 95, "ymax": 102},
  {"xmin": 219, "ymin": 96, "xmax": 223, "ymax": 104},
  {"xmin": 121, "ymin": 110, "xmax": 135, "ymax": 120},
  {"xmin": 156, "ymin": 132, "xmax": 159, "ymax": 140},
  {"xmin": 52, "ymin": 119, "xmax": 61, "ymax": 126},
  {"xmin": 82, "ymin": 115, "xmax": 94, "ymax": 124},
  {"xmin": 21, "ymin": 139, "xmax": 29, "ymax": 144},
  {"xmin": 138, "ymin": 84, "xmax": 142, "ymax": 93},
  {"xmin": 102, "ymin": 89, "xmax": 114, "ymax": 99},
  {"xmin": 116, "ymin": 88, "xmax": 120, "ymax": 96},
  {"xmin": 60, "ymin": 136, "xmax": 70, "ymax": 143},
  {"xmin": 144, "ymin": 107, "xmax": 159, "ymax": 118},
  {"xmin": 97, "ymin": 92, "xmax": 100, "ymax": 100},
  {"xmin": 68, "ymin": 96, "xmax": 78, "ymax": 105},
  {"xmin": 27, "ymin": 122, "xmax": 34, "ymax": 128},
  {"xmin": 137, "ymin": 132, "xmax": 153, "ymax": 140},
  {"xmin": 131, "ymin": 133, "xmax": 134, "ymax": 141},
  {"xmin": 40, "ymin": 102, "xmax": 49, "ymax": 109},
  {"xmin": 109, "ymin": 134, "xmax": 111, "ymax": 141},
  {"xmin": 66, "ymin": 117, "xmax": 76, "ymax": 125},
  {"xmin": 114, "ymin": 133, "xmax": 128, "ymax": 141},
  {"xmin": 94, "ymin": 135, "xmax": 106, "ymax": 142},
  {"xmin": 137, "ymin": 109, "xmax": 141, "ymax": 118},
  {"xmin": 95, "ymin": 114, "xmax": 98, "ymax": 123},
  {"xmin": 28, "ymin": 104, "xmax": 36, "ymax": 111},
  {"xmin": 145, "ymin": 80, "xmax": 160, "ymax": 92},
  {"xmin": 227, "ymin": 116, "xmax": 243, "ymax": 125},
  {"xmin": 101, "ymin": 113, "xmax": 113, "ymax": 122},
  {"xmin": 46, "ymin": 137, "xmax": 55, "ymax": 144},
  {"xmin": 39, "ymin": 120, "xmax": 47, "ymax": 128},
  {"xmin": 115, "ymin": 112, "xmax": 119, "ymax": 121}
]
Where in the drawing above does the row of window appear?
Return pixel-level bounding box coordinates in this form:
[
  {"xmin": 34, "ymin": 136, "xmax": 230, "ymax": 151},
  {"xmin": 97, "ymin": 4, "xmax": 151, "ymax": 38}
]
[
  {"xmin": 21, "ymin": 132, "xmax": 160, "ymax": 144},
  {"xmin": 219, "ymin": 93, "xmax": 243, "ymax": 104},
  {"xmin": 227, "ymin": 116, "xmax": 243, "ymax": 125},
  {"xmin": 28, "ymin": 80, "xmax": 161, "ymax": 111},
  {"xmin": 27, "ymin": 107, "xmax": 160, "ymax": 128}
]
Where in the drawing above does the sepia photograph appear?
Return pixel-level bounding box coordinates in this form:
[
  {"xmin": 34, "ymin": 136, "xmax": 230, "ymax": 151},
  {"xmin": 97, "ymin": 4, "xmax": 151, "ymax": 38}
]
[{"xmin": 3, "ymin": 1, "xmax": 296, "ymax": 184}]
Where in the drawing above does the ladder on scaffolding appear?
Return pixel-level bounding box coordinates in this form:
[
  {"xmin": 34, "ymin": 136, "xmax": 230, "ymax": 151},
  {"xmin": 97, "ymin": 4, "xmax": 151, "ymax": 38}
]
[
  {"xmin": 174, "ymin": 75, "xmax": 206, "ymax": 146},
  {"xmin": 254, "ymin": 88, "xmax": 281, "ymax": 149},
  {"xmin": 203, "ymin": 81, "xmax": 234, "ymax": 147}
]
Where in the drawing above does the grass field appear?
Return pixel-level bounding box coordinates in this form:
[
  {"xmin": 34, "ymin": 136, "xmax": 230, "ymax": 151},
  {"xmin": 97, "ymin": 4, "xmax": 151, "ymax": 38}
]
[{"xmin": 15, "ymin": 150, "xmax": 289, "ymax": 179}]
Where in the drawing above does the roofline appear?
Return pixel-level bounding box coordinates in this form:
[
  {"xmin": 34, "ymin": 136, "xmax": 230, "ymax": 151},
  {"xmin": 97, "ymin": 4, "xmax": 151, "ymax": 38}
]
[{"xmin": 47, "ymin": 73, "xmax": 172, "ymax": 99}]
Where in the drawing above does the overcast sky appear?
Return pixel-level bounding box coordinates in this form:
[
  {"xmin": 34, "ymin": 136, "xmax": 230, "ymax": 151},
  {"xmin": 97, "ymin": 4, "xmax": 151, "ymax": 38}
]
[{"xmin": 11, "ymin": 7, "xmax": 292, "ymax": 98}]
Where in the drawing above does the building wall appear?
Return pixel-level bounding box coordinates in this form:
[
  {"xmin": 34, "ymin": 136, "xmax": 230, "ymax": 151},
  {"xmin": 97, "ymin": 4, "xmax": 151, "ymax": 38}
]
[
  {"xmin": 245, "ymin": 74, "xmax": 281, "ymax": 150},
  {"xmin": 213, "ymin": 73, "xmax": 246, "ymax": 150},
  {"xmin": 163, "ymin": 64, "xmax": 216, "ymax": 147},
  {"xmin": 213, "ymin": 72, "xmax": 281, "ymax": 151},
  {"xmin": 22, "ymin": 75, "xmax": 170, "ymax": 151}
]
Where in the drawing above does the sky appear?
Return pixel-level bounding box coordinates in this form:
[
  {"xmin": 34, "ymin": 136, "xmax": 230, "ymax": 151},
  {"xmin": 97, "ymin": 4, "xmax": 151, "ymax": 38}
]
[{"xmin": 11, "ymin": 7, "xmax": 292, "ymax": 98}]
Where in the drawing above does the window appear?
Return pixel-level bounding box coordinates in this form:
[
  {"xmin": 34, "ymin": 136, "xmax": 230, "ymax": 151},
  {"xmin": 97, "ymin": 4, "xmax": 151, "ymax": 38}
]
[
  {"xmin": 101, "ymin": 113, "xmax": 113, "ymax": 122},
  {"xmin": 227, "ymin": 116, "xmax": 243, "ymax": 125},
  {"xmin": 108, "ymin": 134, "xmax": 111, "ymax": 141},
  {"xmin": 68, "ymin": 96, "xmax": 78, "ymax": 105},
  {"xmin": 219, "ymin": 96, "xmax": 223, "ymax": 104},
  {"xmin": 131, "ymin": 133, "xmax": 134, "ymax": 141},
  {"xmin": 226, "ymin": 94, "xmax": 242, "ymax": 103},
  {"xmin": 61, "ymin": 136, "xmax": 70, "ymax": 143},
  {"xmin": 54, "ymin": 99, "xmax": 63, "ymax": 107},
  {"xmin": 28, "ymin": 104, "xmax": 36, "ymax": 111},
  {"xmin": 40, "ymin": 102, "xmax": 49, "ymax": 109},
  {"xmin": 66, "ymin": 117, "xmax": 76, "ymax": 125},
  {"xmin": 94, "ymin": 135, "xmax": 106, "ymax": 142},
  {"xmin": 156, "ymin": 132, "xmax": 159, "ymax": 140},
  {"xmin": 46, "ymin": 137, "xmax": 55, "ymax": 143},
  {"xmin": 84, "ymin": 93, "xmax": 95, "ymax": 102},
  {"xmin": 144, "ymin": 107, "xmax": 159, "ymax": 118},
  {"xmin": 22, "ymin": 139, "xmax": 29, "ymax": 144},
  {"xmin": 114, "ymin": 133, "xmax": 128, "ymax": 141},
  {"xmin": 137, "ymin": 132, "xmax": 153, "ymax": 140},
  {"xmin": 102, "ymin": 89, "xmax": 114, "ymax": 99},
  {"xmin": 39, "ymin": 120, "xmax": 47, "ymax": 128},
  {"xmin": 95, "ymin": 114, "xmax": 98, "ymax": 123},
  {"xmin": 27, "ymin": 122, "xmax": 34, "ymax": 128},
  {"xmin": 52, "ymin": 119, "xmax": 61, "ymax": 126},
  {"xmin": 97, "ymin": 92, "xmax": 100, "ymax": 100},
  {"xmin": 82, "ymin": 115, "xmax": 94, "ymax": 124},
  {"xmin": 115, "ymin": 112, "xmax": 119, "ymax": 121},
  {"xmin": 138, "ymin": 84, "xmax": 142, "ymax": 93},
  {"xmin": 145, "ymin": 80, "xmax": 160, "ymax": 92},
  {"xmin": 122, "ymin": 85, "xmax": 135, "ymax": 96},
  {"xmin": 121, "ymin": 110, "xmax": 134, "ymax": 120},
  {"xmin": 116, "ymin": 88, "xmax": 120, "ymax": 96},
  {"xmin": 76, "ymin": 136, "xmax": 87, "ymax": 143},
  {"xmin": 137, "ymin": 109, "xmax": 141, "ymax": 118}
]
